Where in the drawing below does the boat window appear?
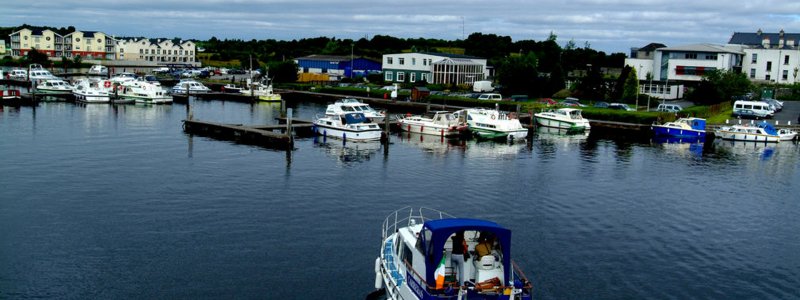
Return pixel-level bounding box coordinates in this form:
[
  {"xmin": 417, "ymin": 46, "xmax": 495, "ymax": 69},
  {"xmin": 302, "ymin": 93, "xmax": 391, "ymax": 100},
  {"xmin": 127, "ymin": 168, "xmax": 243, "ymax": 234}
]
[{"xmin": 402, "ymin": 244, "xmax": 414, "ymax": 267}]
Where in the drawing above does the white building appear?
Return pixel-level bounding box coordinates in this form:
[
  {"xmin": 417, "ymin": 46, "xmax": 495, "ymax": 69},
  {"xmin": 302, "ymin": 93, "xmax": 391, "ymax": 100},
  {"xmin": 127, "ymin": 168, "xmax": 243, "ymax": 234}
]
[
  {"xmin": 116, "ymin": 38, "xmax": 196, "ymax": 63},
  {"xmin": 381, "ymin": 52, "xmax": 488, "ymax": 85},
  {"xmin": 729, "ymin": 30, "xmax": 800, "ymax": 84}
]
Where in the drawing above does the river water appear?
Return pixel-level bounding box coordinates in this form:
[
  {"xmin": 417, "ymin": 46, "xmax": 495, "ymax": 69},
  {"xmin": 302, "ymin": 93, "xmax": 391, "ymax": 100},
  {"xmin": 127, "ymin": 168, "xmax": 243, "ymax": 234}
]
[{"xmin": 1, "ymin": 99, "xmax": 798, "ymax": 299}]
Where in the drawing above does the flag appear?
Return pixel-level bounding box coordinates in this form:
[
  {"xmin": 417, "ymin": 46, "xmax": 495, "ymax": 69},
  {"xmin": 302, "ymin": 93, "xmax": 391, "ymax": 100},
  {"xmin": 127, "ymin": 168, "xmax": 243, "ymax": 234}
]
[{"xmin": 435, "ymin": 254, "xmax": 446, "ymax": 289}]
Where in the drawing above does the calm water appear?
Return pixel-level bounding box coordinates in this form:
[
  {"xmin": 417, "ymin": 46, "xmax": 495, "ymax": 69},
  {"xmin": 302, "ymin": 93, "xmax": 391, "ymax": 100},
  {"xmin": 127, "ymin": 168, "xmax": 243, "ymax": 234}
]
[{"xmin": 1, "ymin": 99, "xmax": 799, "ymax": 299}]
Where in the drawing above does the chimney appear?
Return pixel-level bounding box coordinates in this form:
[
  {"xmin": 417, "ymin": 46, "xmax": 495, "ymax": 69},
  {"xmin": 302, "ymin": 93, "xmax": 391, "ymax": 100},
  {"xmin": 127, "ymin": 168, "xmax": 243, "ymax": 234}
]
[
  {"xmin": 763, "ymin": 37, "xmax": 770, "ymax": 48},
  {"xmin": 757, "ymin": 29, "xmax": 762, "ymax": 36},
  {"xmin": 788, "ymin": 40, "xmax": 795, "ymax": 48}
]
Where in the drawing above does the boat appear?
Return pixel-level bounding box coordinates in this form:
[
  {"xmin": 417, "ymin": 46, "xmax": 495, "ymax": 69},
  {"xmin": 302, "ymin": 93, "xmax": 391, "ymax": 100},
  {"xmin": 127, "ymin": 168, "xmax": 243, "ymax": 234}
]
[
  {"xmin": 459, "ymin": 108, "xmax": 528, "ymax": 141},
  {"xmin": 325, "ymin": 98, "xmax": 387, "ymax": 123},
  {"xmin": 534, "ymin": 108, "xmax": 591, "ymax": 131},
  {"xmin": 375, "ymin": 207, "xmax": 533, "ymax": 300},
  {"xmin": 777, "ymin": 128, "xmax": 798, "ymax": 141},
  {"xmin": 71, "ymin": 79, "xmax": 111, "ymax": 103},
  {"xmin": 313, "ymin": 111, "xmax": 382, "ymax": 142},
  {"xmin": 35, "ymin": 79, "xmax": 73, "ymax": 93},
  {"xmin": 240, "ymin": 78, "xmax": 281, "ymax": 101},
  {"xmin": 109, "ymin": 72, "xmax": 138, "ymax": 84},
  {"xmin": 171, "ymin": 79, "xmax": 211, "ymax": 95},
  {"xmin": 1, "ymin": 87, "xmax": 22, "ymax": 101},
  {"xmin": 28, "ymin": 69, "xmax": 57, "ymax": 81},
  {"xmin": 88, "ymin": 65, "xmax": 108, "ymax": 75},
  {"xmin": 398, "ymin": 111, "xmax": 469, "ymax": 138},
  {"xmin": 118, "ymin": 81, "xmax": 172, "ymax": 104},
  {"xmin": 221, "ymin": 84, "xmax": 242, "ymax": 94},
  {"xmin": 714, "ymin": 123, "xmax": 780, "ymax": 142},
  {"xmin": 651, "ymin": 117, "xmax": 707, "ymax": 138}
]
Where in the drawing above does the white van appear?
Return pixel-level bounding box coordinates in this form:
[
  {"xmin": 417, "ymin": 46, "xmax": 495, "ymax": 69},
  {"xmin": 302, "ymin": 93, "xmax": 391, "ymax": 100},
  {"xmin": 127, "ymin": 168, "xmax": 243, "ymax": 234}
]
[
  {"xmin": 733, "ymin": 100, "xmax": 773, "ymax": 117},
  {"xmin": 656, "ymin": 103, "xmax": 683, "ymax": 113},
  {"xmin": 473, "ymin": 81, "xmax": 494, "ymax": 92},
  {"xmin": 477, "ymin": 93, "xmax": 502, "ymax": 101}
]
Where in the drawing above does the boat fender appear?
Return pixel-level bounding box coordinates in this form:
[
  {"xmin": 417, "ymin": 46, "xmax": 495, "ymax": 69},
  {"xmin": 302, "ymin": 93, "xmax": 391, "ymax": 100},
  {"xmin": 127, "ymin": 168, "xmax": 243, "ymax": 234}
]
[
  {"xmin": 491, "ymin": 115, "xmax": 496, "ymax": 120},
  {"xmin": 374, "ymin": 257, "xmax": 383, "ymax": 289}
]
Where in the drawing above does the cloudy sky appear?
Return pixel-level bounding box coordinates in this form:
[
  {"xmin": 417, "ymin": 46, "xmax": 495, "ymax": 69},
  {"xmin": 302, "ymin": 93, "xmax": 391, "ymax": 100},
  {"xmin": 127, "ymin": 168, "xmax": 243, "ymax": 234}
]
[{"xmin": 3, "ymin": 0, "xmax": 800, "ymax": 54}]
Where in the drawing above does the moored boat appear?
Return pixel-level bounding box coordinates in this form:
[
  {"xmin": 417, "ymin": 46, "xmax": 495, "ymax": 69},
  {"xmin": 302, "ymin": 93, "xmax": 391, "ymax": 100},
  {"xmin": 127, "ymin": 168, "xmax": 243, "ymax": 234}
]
[
  {"xmin": 171, "ymin": 79, "xmax": 211, "ymax": 94},
  {"xmin": 534, "ymin": 108, "xmax": 591, "ymax": 131},
  {"xmin": 325, "ymin": 98, "xmax": 387, "ymax": 123},
  {"xmin": 72, "ymin": 79, "xmax": 111, "ymax": 103},
  {"xmin": 119, "ymin": 81, "xmax": 172, "ymax": 104},
  {"xmin": 240, "ymin": 78, "xmax": 281, "ymax": 101},
  {"xmin": 777, "ymin": 128, "xmax": 797, "ymax": 141},
  {"xmin": 221, "ymin": 84, "xmax": 242, "ymax": 94},
  {"xmin": 88, "ymin": 64, "xmax": 108, "ymax": 75},
  {"xmin": 651, "ymin": 117, "xmax": 706, "ymax": 138},
  {"xmin": 35, "ymin": 79, "xmax": 73, "ymax": 93},
  {"xmin": 459, "ymin": 108, "xmax": 528, "ymax": 141},
  {"xmin": 313, "ymin": 112, "xmax": 382, "ymax": 142},
  {"xmin": 714, "ymin": 123, "xmax": 780, "ymax": 142},
  {"xmin": 398, "ymin": 111, "xmax": 469, "ymax": 138},
  {"xmin": 375, "ymin": 207, "xmax": 532, "ymax": 300}
]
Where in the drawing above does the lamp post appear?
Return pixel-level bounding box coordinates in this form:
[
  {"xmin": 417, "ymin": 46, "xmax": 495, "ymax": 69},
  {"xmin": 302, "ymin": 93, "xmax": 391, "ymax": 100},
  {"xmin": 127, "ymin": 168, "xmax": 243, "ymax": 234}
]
[
  {"xmin": 350, "ymin": 43, "xmax": 354, "ymax": 79},
  {"xmin": 635, "ymin": 65, "xmax": 640, "ymax": 111},
  {"xmin": 647, "ymin": 67, "xmax": 653, "ymax": 111}
]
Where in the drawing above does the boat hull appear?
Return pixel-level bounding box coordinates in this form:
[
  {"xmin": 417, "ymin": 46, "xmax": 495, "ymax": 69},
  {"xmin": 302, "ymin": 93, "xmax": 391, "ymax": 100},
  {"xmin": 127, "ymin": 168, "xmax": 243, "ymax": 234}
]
[
  {"xmin": 74, "ymin": 93, "xmax": 110, "ymax": 103},
  {"xmin": 715, "ymin": 130, "xmax": 780, "ymax": 142},
  {"xmin": 472, "ymin": 128, "xmax": 528, "ymax": 140},
  {"xmin": 535, "ymin": 116, "xmax": 590, "ymax": 131},
  {"xmin": 652, "ymin": 125, "xmax": 706, "ymax": 138},
  {"xmin": 398, "ymin": 121, "xmax": 466, "ymax": 138},
  {"xmin": 313, "ymin": 124, "xmax": 382, "ymax": 142},
  {"xmin": 257, "ymin": 94, "xmax": 282, "ymax": 102}
]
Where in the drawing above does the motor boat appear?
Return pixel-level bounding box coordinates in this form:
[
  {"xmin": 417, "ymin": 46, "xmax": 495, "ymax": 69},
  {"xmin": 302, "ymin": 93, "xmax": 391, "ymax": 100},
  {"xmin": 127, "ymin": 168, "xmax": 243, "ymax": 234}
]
[
  {"xmin": 375, "ymin": 207, "xmax": 533, "ymax": 300},
  {"xmin": 715, "ymin": 123, "xmax": 780, "ymax": 142},
  {"xmin": 240, "ymin": 78, "xmax": 281, "ymax": 101},
  {"xmin": 88, "ymin": 65, "xmax": 108, "ymax": 75},
  {"xmin": 35, "ymin": 79, "xmax": 73, "ymax": 93},
  {"xmin": 313, "ymin": 111, "xmax": 382, "ymax": 142},
  {"xmin": 109, "ymin": 72, "xmax": 138, "ymax": 84},
  {"xmin": 777, "ymin": 128, "xmax": 797, "ymax": 141},
  {"xmin": 458, "ymin": 108, "xmax": 528, "ymax": 141},
  {"xmin": 118, "ymin": 81, "xmax": 172, "ymax": 104},
  {"xmin": 651, "ymin": 117, "xmax": 706, "ymax": 138},
  {"xmin": 221, "ymin": 84, "xmax": 242, "ymax": 94},
  {"xmin": 534, "ymin": 108, "xmax": 591, "ymax": 131},
  {"xmin": 72, "ymin": 79, "xmax": 110, "ymax": 103},
  {"xmin": 398, "ymin": 111, "xmax": 469, "ymax": 138},
  {"xmin": 171, "ymin": 79, "xmax": 211, "ymax": 95},
  {"xmin": 325, "ymin": 98, "xmax": 386, "ymax": 123}
]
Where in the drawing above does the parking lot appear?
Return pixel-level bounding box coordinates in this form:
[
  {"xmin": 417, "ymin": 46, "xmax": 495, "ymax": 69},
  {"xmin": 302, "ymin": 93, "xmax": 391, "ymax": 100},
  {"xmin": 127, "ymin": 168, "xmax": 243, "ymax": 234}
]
[{"xmin": 774, "ymin": 101, "xmax": 800, "ymax": 123}]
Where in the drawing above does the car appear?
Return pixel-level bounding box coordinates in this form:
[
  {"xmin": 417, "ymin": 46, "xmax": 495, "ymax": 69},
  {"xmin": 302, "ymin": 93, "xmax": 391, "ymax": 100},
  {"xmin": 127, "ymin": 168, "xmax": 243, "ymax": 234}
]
[
  {"xmin": 655, "ymin": 103, "xmax": 683, "ymax": 113},
  {"xmin": 733, "ymin": 108, "xmax": 769, "ymax": 119},
  {"xmin": 537, "ymin": 98, "xmax": 557, "ymax": 105},
  {"xmin": 762, "ymin": 98, "xmax": 783, "ymax": 111},
  {"xmin": 152, "ymin": 67, "xmax": 171, "ymax": 74},
  {"xmin": 477, "ymin": 93, "xmax": 502, "ymax": 101},
  {"xmin": 561, "ymin": 98, "xmax": 586, "ymax": 107},
  {"xmin": 608, "ymin": 103, "xmax": 635, "ymax": 111},
  {"xmin": 593, "ymin": 101, "xmax": 609, "ymax": 108},
  {"xmin": 510, "ymin": 95, "xmax": 528, "ymax": 102}
]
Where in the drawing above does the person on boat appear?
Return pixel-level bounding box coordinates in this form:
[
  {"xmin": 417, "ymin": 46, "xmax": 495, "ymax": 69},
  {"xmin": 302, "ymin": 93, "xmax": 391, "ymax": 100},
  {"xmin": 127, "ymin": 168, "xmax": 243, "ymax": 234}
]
[
  {"xmin": 475, "ymin": 233, "xmax": 494, "ymax": 259},
  {"xmin": 450, "ymin": 231, "xmax": 469, "ymax": 285}
]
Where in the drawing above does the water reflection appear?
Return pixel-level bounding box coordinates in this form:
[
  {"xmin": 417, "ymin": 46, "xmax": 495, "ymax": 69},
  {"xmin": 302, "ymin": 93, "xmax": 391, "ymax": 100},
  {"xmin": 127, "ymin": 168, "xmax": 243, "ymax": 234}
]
[
  {"xmin": 650, "ymin": 136, "xmax": 705, "ymax": 158},
  {"xmin": 395, "ymin": 132, "xmax": 466, "ymax": 156},
  {"xmin": 313, "ymin": 138, "xmax": 382, "ymax": 165},
  {"xmin": 713, "ymin": 139, "xmax": 799, "ymax": 162}
]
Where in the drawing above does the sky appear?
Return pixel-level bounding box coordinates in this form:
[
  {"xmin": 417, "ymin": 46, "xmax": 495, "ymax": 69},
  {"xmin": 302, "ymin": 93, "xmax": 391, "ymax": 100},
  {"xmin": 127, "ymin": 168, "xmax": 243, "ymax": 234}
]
[{"xmin": 3, "ymin": 0, "xmax": 800, "ymax": 54}]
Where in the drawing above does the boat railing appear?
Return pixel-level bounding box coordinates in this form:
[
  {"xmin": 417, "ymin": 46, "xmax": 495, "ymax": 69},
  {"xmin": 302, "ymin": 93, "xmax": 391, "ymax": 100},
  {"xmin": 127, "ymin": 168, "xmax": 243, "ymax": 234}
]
[{"xmin": 381, "ymin": 207, "xmax": 455, "ymax": 241}]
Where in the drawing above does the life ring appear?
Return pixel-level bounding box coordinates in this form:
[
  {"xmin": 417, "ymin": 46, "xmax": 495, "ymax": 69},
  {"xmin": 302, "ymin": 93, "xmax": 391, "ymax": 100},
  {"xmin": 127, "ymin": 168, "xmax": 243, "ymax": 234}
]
[
  {"xmin": 104, "ymin": 81, "xmax": 111, "ymax": 88},
  {"xmin": 491, "ymin": 115, "xmax": 496, "ymax": 120}
]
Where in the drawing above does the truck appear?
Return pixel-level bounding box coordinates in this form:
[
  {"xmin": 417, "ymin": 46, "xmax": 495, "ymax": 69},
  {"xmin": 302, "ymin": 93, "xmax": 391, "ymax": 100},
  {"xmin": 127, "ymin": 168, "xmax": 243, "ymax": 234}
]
[{"xmin": 472, "ymin": 80, "xmax": 494, "ymax": 92}]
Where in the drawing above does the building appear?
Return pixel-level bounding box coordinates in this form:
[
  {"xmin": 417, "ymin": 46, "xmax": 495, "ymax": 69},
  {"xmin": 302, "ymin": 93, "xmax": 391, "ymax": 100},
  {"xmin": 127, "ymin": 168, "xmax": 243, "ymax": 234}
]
[
  {"xmin": 728, "ymin": 29, "xmax": 800, "ymax": 84},
  {"xmin": 62, "ymin": 30, "xmax": 116, "ymax": 59},
  {"xmin": 115, "ymin": 38, "xmax": 197, "ymax": 63},
  {"xmin": 625, "ymin": 43, "xmax": 744, "ymax": 99},
  {"xmin": 294, "ymin": 55, "xmax": 382, "ymax": 81},
  {"xmin": 381, "ymin": 52, "xmax": 488, "ymax": 85},
  {"xmin": 9, "ymin": 28, "xmax": 61, "ymax": 57}
]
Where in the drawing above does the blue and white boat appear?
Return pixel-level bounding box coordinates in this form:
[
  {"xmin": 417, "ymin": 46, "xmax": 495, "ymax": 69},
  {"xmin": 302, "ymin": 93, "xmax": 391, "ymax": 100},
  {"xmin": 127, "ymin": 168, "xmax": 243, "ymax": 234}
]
[
  {"xmin": 651, "ymin": 117, "xmax": 706, "ymax": 138},
  {"xmin": 375, "ymin": 207, "xmax": 532, "ymax": 300},
  {"xmin": 313, "ymin": 111, "xmax": 382, "ymax": 142}
]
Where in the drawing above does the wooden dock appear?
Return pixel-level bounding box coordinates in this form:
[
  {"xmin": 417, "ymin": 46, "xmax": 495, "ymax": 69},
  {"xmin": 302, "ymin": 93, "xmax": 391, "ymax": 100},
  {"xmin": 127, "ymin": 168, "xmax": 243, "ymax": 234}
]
[{"xmin": 182, "ymin": 119, "xmax": 298, "ymax": 150}]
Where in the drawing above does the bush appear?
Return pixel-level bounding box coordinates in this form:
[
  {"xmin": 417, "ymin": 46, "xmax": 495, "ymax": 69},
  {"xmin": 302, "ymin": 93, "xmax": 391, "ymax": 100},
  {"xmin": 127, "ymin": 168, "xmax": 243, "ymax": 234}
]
[{"xmin": 552, "ymin": 88, "xmax": 572, "ymax": 98}]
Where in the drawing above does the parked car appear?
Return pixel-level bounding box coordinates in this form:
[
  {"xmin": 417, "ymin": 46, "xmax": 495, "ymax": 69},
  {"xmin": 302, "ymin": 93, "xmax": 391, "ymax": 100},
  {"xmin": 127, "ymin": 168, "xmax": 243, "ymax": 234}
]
[
  {"xmin": 562, "ymin": 98, "xmax": 586, "ymax": 107},
  {"xmin": 656, "ymin": 103, "xmax": 683, "ymax": 113},
  {"xmin": 478, "ymin": 93, "xmax": 503, "ymax": 101},
  {"xmin": 152, "ymin": 67, "xmax": 170, "ymax": 74},
  {"xmin": 537, "ymin": 98, "xmax": 557, "ymax": 105},
  {"xmin": 733, "ymin": 108, "xmax": 769, "ymax": 119},
  {"xmin": 762, "ymin": 98, "xmax": 783, "ymax": 111},
  {"xmin": 609, "ymin": 103, "xmax": 635, "ymax": 111},
  {"xmin": 593, "ymin": 101, "xmax": 609, "ymax": 108},
  {"xmin": 510, "ymin": 95, "xmax": 528, "ymax": 102}
]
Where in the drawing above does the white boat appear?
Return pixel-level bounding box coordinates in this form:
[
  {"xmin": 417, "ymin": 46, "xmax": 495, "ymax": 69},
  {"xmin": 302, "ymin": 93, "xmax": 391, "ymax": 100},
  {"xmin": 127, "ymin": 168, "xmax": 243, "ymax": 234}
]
[
  {"xmin": 398, "ymin": 111, "xmax": 469, "ymax": 138},
  {"xmin": 171, "ymin": 79, "xmax": 211, "ymax": 95},
  {"xmin": 375, "ymin": 207, "xmax": 533, "ymax": 300},
  {"xmin": 29, "ymin": 70, "xmax": 57, "ymax": 81},
  {"xmin": 35, "ymin": 79, "xmax": 73, "ymax": 93},
  {"xmin": 221, "ymin": 84, "xmax": 242, "ymax": 94},
  {"xmin": 71, "ymin": 79, "xmax": 110, "ymax": 103},
  {"xmin": 459, "ymin": 108, "xmax": 528, "ymax": 141},
  {"xmin": 534, "ymin": 108, "xmax": 591, "ymax": 131},
  {"xmin": 109, "ymin": 72, "xmax": 138, "ymax": 84},
  {"xmin": 240, "ymin": 78, "xmax": 281, "ymax": 101},
  {"xmin": 325, "ymin": 98, "xmax": 386, "ymax": 123},
  {"xmin": 88, "ymin": 65, "xmax": 108, "ymax": 75},
  {"xmin": 313, "ymin": 112, "xmax": 382, "ymax": 142},
  {"xmin": 715, "ymin": 124, "xmax": 780, "ymax": 142},
  {"xmin": 777, "ymin": 128, "xmax": 797, "ymax": 141},
  {"xmin": 119, "ymin": 81, "xmax": 172, "ymax": 104}
]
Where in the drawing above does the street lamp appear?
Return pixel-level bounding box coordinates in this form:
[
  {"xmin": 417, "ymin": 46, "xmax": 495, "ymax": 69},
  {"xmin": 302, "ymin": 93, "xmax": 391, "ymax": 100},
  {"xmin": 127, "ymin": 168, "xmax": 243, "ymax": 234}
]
[
  {"xmin": 636, "ymin": 65, "xmax": 640, "ymax": 111},
  {"xmin": 350, "ymin": 43, "xmax": 354, "ymax": 79}
]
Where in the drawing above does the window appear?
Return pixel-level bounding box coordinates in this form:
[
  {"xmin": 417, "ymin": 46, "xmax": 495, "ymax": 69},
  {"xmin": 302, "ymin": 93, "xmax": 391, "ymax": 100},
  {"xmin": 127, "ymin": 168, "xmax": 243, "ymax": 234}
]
[
  {"xmin": 684, "ymin": 53, "xmax": 697, "ymax": 59},
  {"xmin": 766, "ymin": 61, "xmax": 772, "ymax": 72},
  {"xmin": 704, "ymin": 54, "xmax": 717, "ymax": 60},
  {"xmin": 765, "ymin": 74, "xmax": 771, "ymax": 81},
  {"xmin": 752, "ymin": 54, "xmax": 758, "ymax": 64},
  {"xmin": 750, "ymin": 68, "xmax": 756, "ymax": 78},
  {"xmin": 397, "ymin": 72, "xmax": 405, "ymax": 82},
  {"xmin": 410, "ymin": 72, "xmax": 416, "ymax": 82},
  {"xmin": 423, "ymin": 59, "xmax": 427, "ymax": 66},
  {"xmin": 385, "ymin": 71, "xmax": 393, "ymax": 81},
  {"xmin": 399, "ymin": 58, "xmax": 405, "ymax": 65},
  {"xmin": 386, "ymin": 57, "xmax": 393, "ymax": 64},
  {"xmin": 412, "ymin": 58, "xmax": 416, "ymax": 65},
  {"xmin": 785, "ymin": 55, "xmax": 790, "ymax": 65},
  {"xmin": 783, "ymin": 70, "xmax": 788, "ymax": 80},
  {"xmin": 420, "ymin": 73, "xmax": 427, "ymax": 82}
]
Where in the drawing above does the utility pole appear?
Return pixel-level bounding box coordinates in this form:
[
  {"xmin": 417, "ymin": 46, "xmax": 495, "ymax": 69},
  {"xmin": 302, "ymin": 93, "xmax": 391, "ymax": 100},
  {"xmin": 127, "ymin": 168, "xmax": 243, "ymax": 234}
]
[{"xmin": 350, "ymin": 43, "xmax": 354, "ymax": 79}]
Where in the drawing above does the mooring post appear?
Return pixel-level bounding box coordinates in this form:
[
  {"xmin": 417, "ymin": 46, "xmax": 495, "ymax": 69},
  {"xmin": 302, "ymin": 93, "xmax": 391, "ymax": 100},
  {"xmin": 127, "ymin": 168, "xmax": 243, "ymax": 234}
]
[
  {"xmin": 426, "ymin": 100, "xmax": 431, "ymax": 113},
  {"xmin": 286, "ymin": 108, "xmax": 293, "ymax": 146}
]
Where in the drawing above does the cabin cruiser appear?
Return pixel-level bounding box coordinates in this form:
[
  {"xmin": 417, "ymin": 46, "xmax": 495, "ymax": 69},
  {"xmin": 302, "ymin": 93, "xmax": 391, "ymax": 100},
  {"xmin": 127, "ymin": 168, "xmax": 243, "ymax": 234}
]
[
  {"xmin": 240, "ymin": 78, "xmax": 281, "ymax": 101},
  {"xmin": 715, "ymin": 123, "xmax": 780, "ymax": 142},
  {"xmin": 35, "ymin": 79, "xmax": 73, "ymax": 93},
  {"xmin": 28, "ymin": 70, "xmax": 57, "ymax": 81},
  {"xmin": 534, "ymin": 108, "xmax": 591, "ymax": 131},
  {"xmin": 325, "ymin": 98, "xmax": 387, "ymax": 123},
  {"xmin": 777, "ymin": 128, "xmax": 798, "ymax": 141},
  {"xmin": 458, "ymin": 108, "xmax": 528, "ymax": 141},
  {"xmin": 375, "ymin": 207, "xmax": 532, "ymax": 300},
  {"xmin": 398, "ymin": 111, "xmax": 469, "ymax": 138},
  {"xmin": 109, "ymin": 72, "xmax": 138, "ymax": 84},
  {"xmin": 88, "ymin": 65, "xmax": 108, "ymax": 75},
  {"xmin": 313, "ymin": 111, "xmax": 382, "ymax": 142},
  {"xmin": 221, "ymin": 84, "xmax": 242, "ymax": 94},
  {"xmin": 651, "ymin": 117, "xmax": 706, "ymax": 138},
  {"xmin": 118, "ymin": 81, "xmax": 172, "ymax": 104},
  {"xmin": 171, "ymin": 79, "xmax": 211, "ymax": 94},
  {"xmin": 72, "ymin": 79, "xmax": 110, "ymax": 103}
]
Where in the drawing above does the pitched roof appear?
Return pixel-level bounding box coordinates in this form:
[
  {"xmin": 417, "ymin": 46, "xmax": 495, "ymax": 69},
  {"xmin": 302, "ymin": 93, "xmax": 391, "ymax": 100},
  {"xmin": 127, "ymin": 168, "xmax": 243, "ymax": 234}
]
[
  {"xmin": 729, "ymin": 31, "xmax": 800, "ymax": 48},
  {"xmin": 659, "ymin": 43, "xmax": 743, "ymax": 54},
  {"xmin": 639, "ymin": 43, "xmax": 666, "ymax": 51},
  {"xmin": 296, "ymin": 54, "xmax": 351, "ymax": 62},
  {"xmin": 419, "ymin": 51, "xmax": 481, "ymax": 59}
]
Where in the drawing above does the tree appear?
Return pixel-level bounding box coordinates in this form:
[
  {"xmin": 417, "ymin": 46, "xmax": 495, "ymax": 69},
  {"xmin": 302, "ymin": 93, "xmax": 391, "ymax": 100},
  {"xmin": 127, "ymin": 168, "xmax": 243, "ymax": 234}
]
[
  {"xmin": 688, "ymin": 70, "xmax": 751, "ymax": 104},
  {"xmin": 26, "ymin": 48, "xmax": 51, "ymax": 67},
  {"xmin": 72, "ymin": 55, "xmax": 82, "ymax": 67},
  {"xmin": 268, "ymin": 60, "xmax": 298, "ymax": 83},
  {"xmin": 496, "ymin": 52, "xmax": 539, "ymax": 96},
  {"xmin": 621, "ymin": 66, "xmax": 638, "ymax": 101}
]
